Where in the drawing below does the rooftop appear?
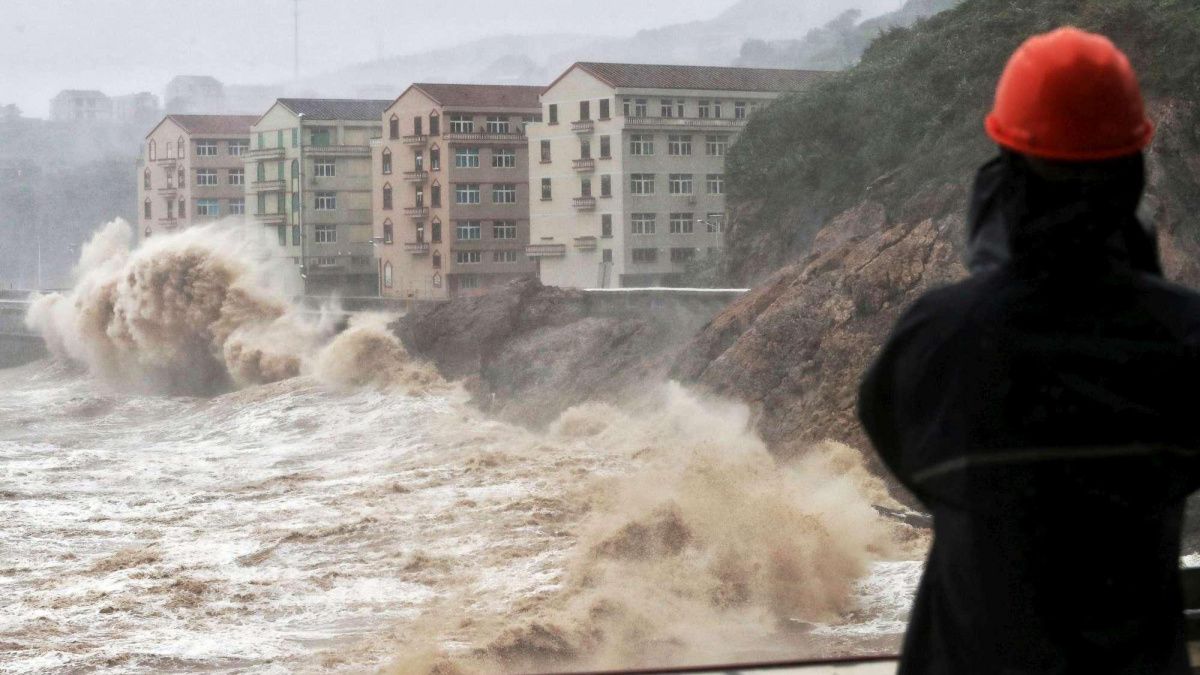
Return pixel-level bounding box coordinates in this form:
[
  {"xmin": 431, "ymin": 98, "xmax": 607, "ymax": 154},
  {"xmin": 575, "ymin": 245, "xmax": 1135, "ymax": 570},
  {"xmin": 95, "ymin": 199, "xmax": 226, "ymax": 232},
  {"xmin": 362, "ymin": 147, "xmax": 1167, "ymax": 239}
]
[
  {"xmin": 563, "ymin": 62, "xmax": 832, "ymax": 93},
  {"xmin": 167, "ymin": 114, "xmax": 258, "ymax": 135},
  {"xmin": 53, "ymin": 90, "xmax": 108, "ymax": 99},
  {"xmin": 276, "ymin": 98, "xmax": 392, "ymax": 121},
  {"xmin": 407, "ymin": 83, "xmax": 543, "ymax": 110}
]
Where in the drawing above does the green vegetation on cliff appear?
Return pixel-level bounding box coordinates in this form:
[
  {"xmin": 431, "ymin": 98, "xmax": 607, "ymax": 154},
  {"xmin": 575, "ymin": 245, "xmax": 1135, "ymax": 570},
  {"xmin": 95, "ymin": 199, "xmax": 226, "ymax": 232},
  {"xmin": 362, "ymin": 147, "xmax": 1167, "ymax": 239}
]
[{"xmin": 725, "ymin": 0, "xmax": 1200, "ymax": 282}]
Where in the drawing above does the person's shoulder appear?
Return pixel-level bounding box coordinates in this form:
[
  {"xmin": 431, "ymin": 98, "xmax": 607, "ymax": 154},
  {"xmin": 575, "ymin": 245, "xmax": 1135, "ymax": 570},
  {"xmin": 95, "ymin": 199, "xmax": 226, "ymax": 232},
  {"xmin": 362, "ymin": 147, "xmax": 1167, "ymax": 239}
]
[{"xmin": 900, "ymin": 272, "xmax": 997, "ymax": 330}]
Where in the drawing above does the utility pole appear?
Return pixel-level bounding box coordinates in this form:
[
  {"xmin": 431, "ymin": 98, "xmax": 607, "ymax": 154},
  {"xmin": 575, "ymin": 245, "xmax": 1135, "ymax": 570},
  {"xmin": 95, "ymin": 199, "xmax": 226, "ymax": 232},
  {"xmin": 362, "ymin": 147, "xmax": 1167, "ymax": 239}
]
[{"xmin": 293, "ymin": 0, "xmax": 300, "ymax": 79}]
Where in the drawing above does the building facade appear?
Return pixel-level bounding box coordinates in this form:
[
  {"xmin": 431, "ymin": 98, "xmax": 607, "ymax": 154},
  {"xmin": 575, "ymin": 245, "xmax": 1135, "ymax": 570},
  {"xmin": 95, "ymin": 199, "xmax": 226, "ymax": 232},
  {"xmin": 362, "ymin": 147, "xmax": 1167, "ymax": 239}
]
[
  {"xmin": 373, "ymin": 84, "xmax": 541, "ymax": 300},
  {"xmin": 247, "ymin": 98, "xmax": 389, "ymax": 297},
  {"xmin": 112, "ymin": 92, "xmax": 161, "ymax": 125},
  {"xmin": 164, "ymin": 76, "xmax": 226, "ymax": 114},
  {"xmin": 527, "ymin": 62, "xmax": 826, "ymax": 288},
  {"xmin": 137, "ymin": 114, "xmax": 257, "ymax": 241},
  {"xmin": 49, "ymin": 90, "xmax": 112, "ymax": 122}
]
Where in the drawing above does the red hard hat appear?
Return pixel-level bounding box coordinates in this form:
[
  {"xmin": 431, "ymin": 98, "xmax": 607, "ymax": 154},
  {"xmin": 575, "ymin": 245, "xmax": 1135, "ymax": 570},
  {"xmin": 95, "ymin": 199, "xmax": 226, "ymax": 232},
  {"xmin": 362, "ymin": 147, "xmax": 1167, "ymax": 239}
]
[{"xmin": 985, "ymin": 27, "xmax": 1154, "ymax": 161}]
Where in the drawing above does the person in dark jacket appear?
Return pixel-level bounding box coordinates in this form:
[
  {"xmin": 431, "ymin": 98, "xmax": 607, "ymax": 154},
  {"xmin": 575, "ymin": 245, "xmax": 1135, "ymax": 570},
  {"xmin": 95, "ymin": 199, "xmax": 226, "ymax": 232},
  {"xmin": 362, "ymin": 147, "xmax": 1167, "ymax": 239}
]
[{"xmin": 858, "ymin": 27, "xmax": 1200, "ymax": 674}]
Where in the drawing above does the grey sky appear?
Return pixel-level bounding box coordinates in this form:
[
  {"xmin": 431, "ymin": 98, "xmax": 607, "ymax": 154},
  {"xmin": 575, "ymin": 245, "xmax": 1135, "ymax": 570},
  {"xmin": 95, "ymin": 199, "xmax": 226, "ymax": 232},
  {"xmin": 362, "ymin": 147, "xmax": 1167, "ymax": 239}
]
[{"xmin": 4, "ymin": 0, "xmax": 900, "ymax": 117}]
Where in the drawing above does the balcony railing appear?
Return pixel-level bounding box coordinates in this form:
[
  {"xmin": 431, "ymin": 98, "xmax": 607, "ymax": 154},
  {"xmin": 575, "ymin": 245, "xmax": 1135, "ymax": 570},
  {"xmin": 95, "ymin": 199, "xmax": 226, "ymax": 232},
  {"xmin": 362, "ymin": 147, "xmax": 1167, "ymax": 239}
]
[
  {"xmin": 305, "ymin": 145, "xmax": 370, "ymax": 157},
  {"xmin": 404, "ymin": 206, "xmax": 429, "ymax": 219},
  {"xmin": 442, "ymin": 131, "xmax": 526, "ymax": 143},
  {"xmin": 571, "ymin": 120, "xmax": 594, "ymax": 133},
  {"xmin": 404, "ymin": 242, "xmax": 430, "ymax": 254},
  {"xmin": 246, "ymin": 146, "xmax": 285, "ymax": 159},
  {"xmin": 623, "ymin": 116, "xmax": 747, "ymax": 130},
  {"xmin": 526, "ymin": 243, "xmax": 566, "ymax": 258},
  {"xmin": 254, "ymin": 213, "xmax": 286, "ymax": 225},
  {"xmin": 402, "ymin": 134, "xmax": 428, "ymax": 145},
  {"xmin": 156, "ymin": 185, "xmax": 178, "ymax": 193},
  {"xmin": 403, "ymin": 170, "xmax": 428, "ymax": 183},
  {"xmin": 572, "ymin": 158, "xmax": 595, "ymax": 172},
  {"xmin": 249, "ymin": 179, "xmax": 285, "ymax": 192},
  {"xmin": 574, "ymin": 236, "xmax": 598, "ymax": 251},
  {"xmin": 572, "ymin": 196, "xmax": 596, "ymax": 211}
]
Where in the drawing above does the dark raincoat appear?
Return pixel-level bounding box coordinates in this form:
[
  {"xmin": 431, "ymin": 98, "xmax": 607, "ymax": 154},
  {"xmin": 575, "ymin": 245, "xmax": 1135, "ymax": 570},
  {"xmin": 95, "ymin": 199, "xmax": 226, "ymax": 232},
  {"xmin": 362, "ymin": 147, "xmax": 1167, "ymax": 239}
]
[{"xmin": 858, "ymin": 152, "xmax": 1200, "ymax": 674}]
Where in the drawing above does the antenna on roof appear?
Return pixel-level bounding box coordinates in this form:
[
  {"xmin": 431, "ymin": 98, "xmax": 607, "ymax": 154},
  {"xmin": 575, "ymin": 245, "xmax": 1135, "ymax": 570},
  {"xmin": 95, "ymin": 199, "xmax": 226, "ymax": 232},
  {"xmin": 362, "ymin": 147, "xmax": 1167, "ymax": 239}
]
[{"xmin": 293, "ymin": 0, "xmax": 300, "ymax": 80}]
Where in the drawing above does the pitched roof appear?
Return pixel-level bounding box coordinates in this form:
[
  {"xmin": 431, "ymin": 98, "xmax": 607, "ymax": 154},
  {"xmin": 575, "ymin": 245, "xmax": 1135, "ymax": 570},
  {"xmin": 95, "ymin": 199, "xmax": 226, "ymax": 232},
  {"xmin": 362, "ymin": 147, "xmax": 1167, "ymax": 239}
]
[
  {"xmin": 562, "ymin": 62, "xmax": 832, "ymax": 93},
  {"xmin": 276, "ymin": 98, "xmax": 391, "ymax": 120},
  {"xmin": 407, "ymin": 83, "xmax": 543, "ymax": 110},
  {"xmin": 167, "ymin": 114, "xmax": 258, "ymax": 134}
]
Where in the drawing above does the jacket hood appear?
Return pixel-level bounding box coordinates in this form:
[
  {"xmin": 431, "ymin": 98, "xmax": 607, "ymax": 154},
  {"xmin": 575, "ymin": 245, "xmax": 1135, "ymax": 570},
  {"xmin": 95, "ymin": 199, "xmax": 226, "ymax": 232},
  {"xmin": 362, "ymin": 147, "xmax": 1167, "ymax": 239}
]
[{"xmin": 965, "ymin": 151, "xmax": 1161, "ymax": 277}]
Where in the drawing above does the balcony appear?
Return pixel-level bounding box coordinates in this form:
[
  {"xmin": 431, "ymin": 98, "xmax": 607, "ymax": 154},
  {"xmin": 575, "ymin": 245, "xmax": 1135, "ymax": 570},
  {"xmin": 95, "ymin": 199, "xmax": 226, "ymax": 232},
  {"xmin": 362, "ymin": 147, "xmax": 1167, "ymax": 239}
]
[
  {"xmin": 526, "ymin": 243, "xmax": 566, "ymax": 258},
  {"xmin": 404, "ymin": 206, "xmax": 429, "ymax": 219},
  {"xmin": 402, "ymin": 134, "xmax": 428, "ymax": 146},
  {"xmin": 573, "ymin": 236, "xmax": 598, "ymax": 251},
  {"xmin": 254, "ymin": 213, "xmax": 286, "ymax": 225},
  {"xmin": 156, "ymin": 185, "xmax": 178, "ymax": 194},
  {"xmin": 442, "ymin": 131, "xmax": 526, "ymax": 143},
  {"xmin": 572, "ymin": 158, "xmax": 595, "ymax": 172},
  {"xmin": 571, "ymin": 120, "xmax": 594, "ymax": 133},
  {"xmin": 249, "ymin": 179, "xmax": 285, "ymax": 192},
  {"xmin": 305, "ymin": 145, "xmax": 370, "ymax": 157},
  {"xmin": 403, "ymin": 170, "xmax": 428, "ymax": 183},
  {"xmin": 572, "ymin": 196, "xmax": 596, "ymax": 211},
  {"xmin": 246, "ymin": 146, "xmax": 285, "ymax": 159},
  {"xmin": 623, "ymin": 116, "xmax": 747, "ymax": 131},
  {"xmin": 157, "ymin": 216, "xmax": 179, "ymax": 226},
  {"xmin": 404, "ymin": 242, "xmax": 430, "ymax": 254}
]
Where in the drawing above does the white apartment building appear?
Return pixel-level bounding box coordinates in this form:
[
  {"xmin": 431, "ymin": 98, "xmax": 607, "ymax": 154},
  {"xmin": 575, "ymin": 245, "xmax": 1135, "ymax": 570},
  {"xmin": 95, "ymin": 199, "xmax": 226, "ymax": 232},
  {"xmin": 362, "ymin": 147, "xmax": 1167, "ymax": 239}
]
[{"xmin": 527, "ymin": 62, "xmax": 827, "ymax": 288}]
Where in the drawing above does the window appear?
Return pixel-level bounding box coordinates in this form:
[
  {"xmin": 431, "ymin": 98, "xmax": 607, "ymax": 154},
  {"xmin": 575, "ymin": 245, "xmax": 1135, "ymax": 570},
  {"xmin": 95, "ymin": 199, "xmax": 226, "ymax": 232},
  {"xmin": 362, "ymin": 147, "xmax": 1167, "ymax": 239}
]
[
  {"xmin": 456, "ymin": 221, "xmax": 481, "ymax": 240},
  {"xmin": 540, "ymin": 140, "xmax": 551, "ymax": 163},
  {"xmin": 632, "ymin": 248, "xmax": 657, "ymax": 263},
  {"xmin": 143, "ymin": 199, "xmax": 151, "ymax": 219},
  {"xmin": 196, "ymin": 199, "xmax": 220, "ymax": 217},
  {"xmin": 698, "ymin": 100, "xmax": 711, "ymax": 118},
  {"xmin": 256, "ymin": 162, "xmax": 266, "ymax": 182},
  {"xmin": 456, "ymin": 250, "xmax": 482, "ymax": 264},
  {"xmin": 631, "ymin": 173, "xmax": 655, "ymax": 195},
  {"xmin": 713, "ymin": 100, "xmax": 723, "ymax": 118},
  {"xmin": 291, "ymin": 128, "xmax": 298, "ymax": 148},
  {"xmin": 383, "ymin": 261, "xmax": 393, "ymax": 288},
  {"xmin": 178, "ymin": 198, "xmax": 185, "ymax": 216},
  {"xmin": 459, "ymin": 275, "xmax": 480, "ymax": 290},
  {"xmin": 177, "ymin": 136, "xmax": 185, "ymax": 158},
  {"xmin": 228, "ymin": 168, "xmax": 244, "ymax": 186},
  {"xmin": 430, "ymin": 146, "xmax": 441, "ymax": 171},
  {"xmin": 256, "ymin": 193, "xmax": 266, "ymax": 215},
  {"xmin": 148, "ymin": 140, "xmax": 156, "ymax": 160},
  {"xmin": 310, "ymin": 128, "xmax": 331, "ymax": 146},
  {"xmin": 548, "ymin": 104, "xmax": 558, "ymax": 125},
  {"xmin": 580, "ymin": 139, "xmax": 591, "ymax": 159},
  {"xmin": 196, "ymin": 141, "xmax": 217, "ymax": 156},
  {"xmin": 415, "ymin": 188, "xmax": 424, "ymax": 207},
  {"xmin": 630, "ymin": 134, "xmax": 653, "ymax": 155},
  {"xmin": 432, "ymin": 251, "xmax": 442, "ymax": 269},
  {"xmin": 276, "ymin": 192, "xmax": 285, "ymax": 214},
  {"xmin": 541, "ymin": 178, "xmax": 552, "ymax": 200},
  {"xmin": 276, "ymin": 160, "xmax": 285, "ymax": 181},
  {"xmin": 383, "ymin": 219, "xmax": 394, "ymax": 244},
  {"xmin": 449, "ymin": 114, "xmax": 473, "ymax": 133},
  {"xmin": 579, "ymin": 101, "xmax": 590, "ymax": 121},
  {"xmin": 669, "ymin": 173, "xmax": 694, "ymax": 195},
  {"xmin": 196, "ymin": 169, "xmax": 217, "ymax": 186},
  {"xmin": 277, "ymin": 224, "xmax": 287, "ymax": 246},
  {"xmin": 660, "ymin": 99, "xmax": 675, "ymax": 118},
  {"xmin": 382, "ymin": 183, "xmax": 393, "ymax": 210},
  {"xmin": 455, "ymin": 147, "xmax": 480, "ymax": 168},
  {"xmin": 314, "ymin": 192, "xmax": 336, "ymax": 210},
  {"xmin": 668, "ymin": 135, "xmax": 692, "ymax": 156},
  {"xmin": 178, "ymin": 167, "xmax": 186, "ymax": 187},
  {"xmin": 382, "ymin": 148, "xmax": 392, "ymax": 174},
  {"xmin": 705, "ymin": 135, "xmax": 729, "ymax": 156},
  {"xmin": 670, "ymin": 212, "xmax": 694, "ymax": 234},
  {"xmin": 292, "ymin": 193, "xmax": 299, "ymax": 213},
  {"xmin": 600, "ymin": 136, "xmax": 611, "ymax": 158},
  {"xmin": 580, "ymin": 178, "xmax": 592, "ymax": 198},
  {"xmin": 166, "ymin": 199, "xmax": 174, "ymax": 218},
  {"xmin": 429, "ymin": 113, "xmax": 440, "ymax": 136},
  {"xmin": 292, "ymin": 225, "xmax": 301, "ymax": 245},
  {"xmin": 486, "ymin": 116, "xmax": 509, "ymax": 134},
  {"xmin": 492, "ymin": 148, "xmax": 516, "ymax": 168},
  {"xmin": 706, "ymin": 212, "xmax": 725, "ymax": 232},
  {"xmin": 494, "ymin": 250, "xmax": 518, "ymax": 263},
  {"xmin": 599, "ymin": 99, "xmax": 610, "ymax": 120},
  {"xmin": 228, "ymin": 140, "xmax": 248, "ymax": 156},
  {"xmin": 706, "ymin": 174, "xmax": 725, "ymax": 195},
  {"xmin": 493, "ymin": 221, "xmax": 516, "ymax": 239},
  {"xmin": 415, "ymin": 222, "xmax": 425, "ymax": 243},
  {"xmin": 229, "ymin": 198, "xmax": 245, "ymax": 215},
  {"xmin": 623, "ymin": 97, "xmax": 648, "ymax": 117},
  {"xmin": 602, "ymin": 249, "xmax": 612, "ymax": 263},
  {"xmin": 315, "ymin": 256, "xmax": 337, "ymax": 266},
  {"xmin": 431, "ymin": 219, "xmax": 442, "ymax": 243},
  {"xmin": 431, "ymin": 183, "xmax": 442, "ymax": 208},
  {"xmin": 455, "ymin": 184, "xmax": 481, "ymax": 205},
  {"xmin": 143, "ymin": 169, "xmax": 150, "ymax": 189},
  {"xmin": 276, "ymin": 129, "xmax": 283, "ymax": 148},
  {"xmin": 413, "ymin": 116, "xmax": 423, "ymax": 136},
  {"xmin": 631, "ymin": 213, "xmax": 656, "ymax": 235},
  {"xmin": 600, "ymin": 175, "xmax": 611, "ymax": 197},
  {"xmin": 671, "ymin": 247, "xmax": 697, "ymax": 263},
  {"xmin": 389, "ymin": 115, "xmax": 399, "ymax": 139},
  {"xmin": 601, "ymin": 214, "xmax": 613, "ymax": 238},
  {"xmin": 414, "ymin": 151, "xmax": 423, "ymax": 172},
  {"xmin": 314, "ymin": 160, "xmax": 335, "ymax": 177},
  {"xmin": 735, "ymin": 101, "xmax": 747, "ymax": 120},
  {"xmin": 492, "ymin": 184, "xmax": 517, "ymax": 203},
  {"xmin": 315, "ymin": 224, "xmax": 336, "ymax": 243}
]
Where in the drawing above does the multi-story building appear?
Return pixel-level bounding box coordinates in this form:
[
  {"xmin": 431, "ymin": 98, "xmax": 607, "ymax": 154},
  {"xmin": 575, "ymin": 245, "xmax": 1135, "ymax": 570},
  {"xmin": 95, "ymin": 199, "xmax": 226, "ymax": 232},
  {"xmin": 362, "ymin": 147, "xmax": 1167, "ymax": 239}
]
[
  {"xmin": 112, "ymin": 92, "xmax": 161, "ymax": 125},
  {"xmin": 527, "ymin": 62, "xmax": 827, "ymax": 288},
  {"xmin": 248, "ymin": 98, "xmax": 390, "ymax": 296},
  {"xmin": 138, "ymin": 114, "xmax": 257, "ymax": 241},
  {"xmin": 373, "ymin": 83, "xmax": 542, "ymax": 300},
  {"xmin": 49, "ymin": 90, "xmax": 112, "ymax": 122},
  {"xmin": 164, "ymin": 76, "xmax": 226, "ymax": 114}
]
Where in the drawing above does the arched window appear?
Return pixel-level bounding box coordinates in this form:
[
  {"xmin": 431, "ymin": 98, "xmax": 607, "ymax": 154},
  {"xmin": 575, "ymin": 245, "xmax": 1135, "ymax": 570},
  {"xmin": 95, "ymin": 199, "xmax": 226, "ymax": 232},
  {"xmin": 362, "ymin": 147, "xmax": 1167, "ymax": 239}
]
[
  {"xmin": 430, "ymin": 180, "xmax": 441, "ymax": 208},
  {"xmin": 382, "ymin": 183, "xmax": 392, "ymax": 210},
  {"xmin": 432, "ymin": 271, "xmax": 442, "ymax": 288},
  {"xmin": 178, "ymin": 198, "xmax": 186, "ymax": 218},
  {"xmin": 177, "ymin": 136, "xmax": 185, "ymax": 158},
  {"xmin": 388, "ymin": 115, "xmax": 399, "ymax": 140},
  {"xmin": 143, "ymin": 168, "xmax": 151, "ymax": 189},
  {"xmin": 383, "ymin": 218, "xmax": 394, "ymax": 244},
  {"xmin": 432, "ymin": 250, "xmax": 441, "ymax": 269},
  {"xmin": 429, "ymin": 144, "xmax": 440, "ymax": 171},
  {"xmin": 144, "ymin": 226, "xmax": 152, "ymax": 239},
  {"xmin": 144, "ymin": 198, "xmax": 152, "ymax": 219},
  {"xmin": 431, "ymin": 217, "xmax": 442, "ymax": 244},
  {"xmin": 381, "ymin": 148, "xmax": 392, "ymax": 175},
  {"xmin": 148, "ymin": 140, "xmax": 157, "ymax": 161},
  {"xmin": 383, "ymin": 262, "xmax": 393, "ymax": 288},
  {"xmin": 178, "ymin": 167, "xmax": 185, "ymax": 187},
  {"xmin": 429, "ymin": 111, "xmax": 440, "ymax": 136}
]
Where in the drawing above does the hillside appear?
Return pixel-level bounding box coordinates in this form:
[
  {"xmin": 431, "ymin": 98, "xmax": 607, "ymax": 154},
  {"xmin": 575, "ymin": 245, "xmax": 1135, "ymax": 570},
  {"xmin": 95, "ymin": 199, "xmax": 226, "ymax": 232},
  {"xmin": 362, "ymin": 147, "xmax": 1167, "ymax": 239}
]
[{"xmin": 722, "ymin": 0, "xmax": 1200, "ymax": 284}]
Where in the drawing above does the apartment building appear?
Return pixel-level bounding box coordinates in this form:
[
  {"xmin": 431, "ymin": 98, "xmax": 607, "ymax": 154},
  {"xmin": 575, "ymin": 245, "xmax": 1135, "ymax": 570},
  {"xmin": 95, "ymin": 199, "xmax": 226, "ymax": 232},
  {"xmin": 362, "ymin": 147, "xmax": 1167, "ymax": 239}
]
[
  {"xmin": 373, "ymin": 83, "xmax": 542, "ymax": 300},
  {"xmin": 527, "ymin": 62, "xmax": 827, "ymax": 288},
  {"xmin": 138, "ymin": 114, "xmax": 257, "ymax": 241},
  {"xmin": 49, "ymin": 90, "xmax": 112, "ymax": 122},
  {"xmin": 248, "ymin": 98, "xmax": 390, "ymax": 296}
]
